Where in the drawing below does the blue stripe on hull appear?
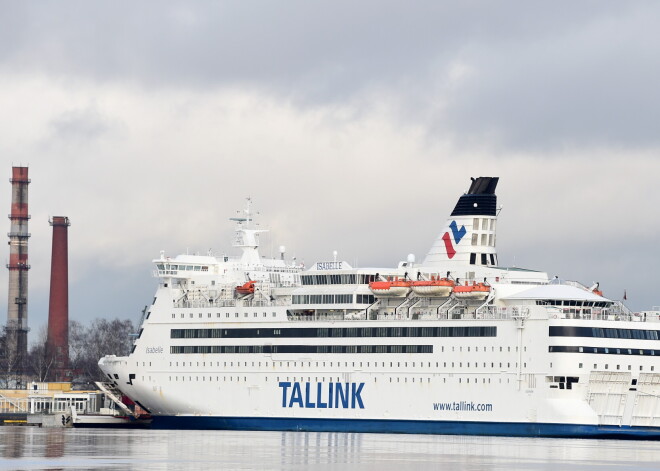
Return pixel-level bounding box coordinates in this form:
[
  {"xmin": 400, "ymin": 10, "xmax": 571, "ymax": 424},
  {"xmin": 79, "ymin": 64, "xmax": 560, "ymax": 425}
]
[{"xmin": 151, "ymin": 416, "xmax": 660, "ymax": 440}]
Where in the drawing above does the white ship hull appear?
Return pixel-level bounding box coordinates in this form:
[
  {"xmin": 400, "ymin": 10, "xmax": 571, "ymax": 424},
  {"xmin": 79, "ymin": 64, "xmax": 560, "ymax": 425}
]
[
  {"xmin": 99, "ymin": 179, "xmax": 660, "ymax": 438},
  {"xmin": 100, "ymin": 305, "xmax": 660, "ymax": 438}
]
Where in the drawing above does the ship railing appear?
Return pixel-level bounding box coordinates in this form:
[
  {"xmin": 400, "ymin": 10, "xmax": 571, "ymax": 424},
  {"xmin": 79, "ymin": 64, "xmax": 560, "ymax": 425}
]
[
  {"xmin": 286, "ymin": 306, "xmax": 527, "ymax": 322},
  {"xmin": 382, "ymin": 306, "xmax": 518, "ymax": 321},
  {"xmin": 244, "ymin": 299, "xmax": 271, "ymax": 307},
  {"xmin": 265, "ymin": 266, "xmax": 303, "ymax": 274},
  {"xmin": 216, "ymin": 299, "xmax": 238, "ymax": 307},
  {"xmin": 610, "ymin": 300, "xmax": 635, "ymax": 317},
  {"xmin": 287, "ymin": 312, "xmax": 351, "ymax": 322},
  {"xmin": 561, "ymin": 279, "xmax": 591, "ymax": 290},
  {"xmin": 275, "ymin": 281, "xmax": 299, "ymax": 287},
  {"xmin": 0, "ymin": 393, "xmax": 28, "ymax": 413},
  {"xmin": 172, "ymin": 298, "xmax": 295, "ymax": 309},
  {"xmin": 545, "ymin": 305, "xmax": 656, "ymax": 322},
  {"xmin": 460, "ymin": 306, "xmax": 518, "ymax": 320}
]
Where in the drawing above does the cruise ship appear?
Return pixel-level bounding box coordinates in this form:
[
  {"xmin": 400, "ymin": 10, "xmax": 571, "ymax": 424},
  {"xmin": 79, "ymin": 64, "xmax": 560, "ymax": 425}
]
[{"xmin": 99, "ymin": 177, "xmax": 660, "ymax": 438}]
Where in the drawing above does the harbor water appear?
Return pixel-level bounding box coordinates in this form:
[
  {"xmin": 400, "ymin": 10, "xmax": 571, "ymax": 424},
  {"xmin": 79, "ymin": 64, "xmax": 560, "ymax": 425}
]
[{"xmin": 1, "ymin": 427, "xmax": 659, "ymax": 470}]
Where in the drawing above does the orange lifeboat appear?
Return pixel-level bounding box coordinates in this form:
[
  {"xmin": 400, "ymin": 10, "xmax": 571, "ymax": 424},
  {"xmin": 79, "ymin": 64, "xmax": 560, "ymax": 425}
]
[
  {"xmin": 411, "ymin": 277, "xmax": 455, "ymax": 297},
  {"xmin": 593, "ymin": 289, "xmax": 603, "ymax": 297},
  {"xmin": 235, "ymin": 281, "xmax": 256, "ymax": 296},
  {"xmin": 453, "ymin": 282, "xmax": 491, "ymax": 301},
  {"xmin": 368, "ymin": 278, "xmax": 412, "ymax": 298}
]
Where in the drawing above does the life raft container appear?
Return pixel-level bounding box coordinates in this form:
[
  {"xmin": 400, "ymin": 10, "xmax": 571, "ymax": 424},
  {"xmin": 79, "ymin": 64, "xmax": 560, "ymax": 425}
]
[
  {"xmin": 235, "ymin": 281, "xmax": 256, "ymax": 296},
  {"xmin": 453, "ymin": 282, "xmax": 490, "ymax": 301},
  {"xmin": 410, "ymin": 277, "xmax": 455, "ymax": 297},
  {"xmin": 368, "ymin": 278, "xmax": 412, "ymax": 297}
]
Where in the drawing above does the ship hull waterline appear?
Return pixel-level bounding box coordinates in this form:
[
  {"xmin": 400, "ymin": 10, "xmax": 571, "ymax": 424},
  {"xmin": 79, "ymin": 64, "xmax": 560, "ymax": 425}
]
[{"xmin": 150, "ymin": 415, "xmax": 660, "ymax": 439}]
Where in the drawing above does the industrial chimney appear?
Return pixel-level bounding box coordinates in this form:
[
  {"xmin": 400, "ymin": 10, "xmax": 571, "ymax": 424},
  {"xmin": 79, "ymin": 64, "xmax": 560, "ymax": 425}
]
[
  {"xmin": 6, "ymin": 166, "xmax": 30, "ymax": 380},
  {"xmin": 46, "ymin": 216, "xmax": 70, "ymax": 381}
]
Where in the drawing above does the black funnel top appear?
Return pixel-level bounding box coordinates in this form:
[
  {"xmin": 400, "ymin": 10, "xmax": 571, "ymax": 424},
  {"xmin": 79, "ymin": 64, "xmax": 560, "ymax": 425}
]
[
  {"xmin": 450, "ymin": 177, "xmax": 499, "ymax": 217},
  {"xmin": 467, "ymin": 177, "xmax": 498, "ymax": 195}
]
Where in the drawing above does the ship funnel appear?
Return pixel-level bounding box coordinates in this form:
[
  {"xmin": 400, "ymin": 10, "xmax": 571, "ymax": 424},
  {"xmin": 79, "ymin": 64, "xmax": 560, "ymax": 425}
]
[{"xmin": 423, "ymin": 177, "xmax": 499, "ymax": 269}]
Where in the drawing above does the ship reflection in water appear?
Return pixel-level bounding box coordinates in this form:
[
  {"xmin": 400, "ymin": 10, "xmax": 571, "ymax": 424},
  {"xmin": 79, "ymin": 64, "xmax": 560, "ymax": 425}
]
[{"xmin": 0, "ymin": 427, "xmax": 658, "ymax": 470}]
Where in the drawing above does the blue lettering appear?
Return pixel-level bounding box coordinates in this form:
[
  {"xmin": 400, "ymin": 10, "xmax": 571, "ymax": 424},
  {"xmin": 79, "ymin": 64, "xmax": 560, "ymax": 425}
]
[
  {"xmin": 278, "ymin": 382, "xmax": 291, "ymax": 407},
  {"xmin": 317, "ymin": 383, "xmax": 327, "ymax": 408},
  {"xmin": 304, "ymin": 383, "xmax": 316, "ymax": 408},
  {"xmin": 289, "ymin": 382, "xmax": 303, "ymax": 408},
  {"xmin": 351, "ymin": 382, "xmax": 365, "ymax": 409},
  {"xmin": 279, "ymin": 382, "xmax": 365, "ymax": 409},
  {"xmin": 335, "ymin": 383, "xmax": 349, "ymax": 408}
]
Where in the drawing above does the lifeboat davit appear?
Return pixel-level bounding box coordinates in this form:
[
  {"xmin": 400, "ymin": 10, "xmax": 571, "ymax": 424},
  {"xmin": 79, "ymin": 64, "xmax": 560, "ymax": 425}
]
[
  {"xmin": 411, "ymin": 277, "xmax": 455, "ymax": 297},
  {"xmin": 453, "ymin": 282, "xmax": 491, "ymax": 301},
  {"xmin": 235, "ymin": 281, "xmax": 256, "ymax": 296},
  {"xmin": 368, "ymin": 278, "xmax": 412, "ymax": 298}
]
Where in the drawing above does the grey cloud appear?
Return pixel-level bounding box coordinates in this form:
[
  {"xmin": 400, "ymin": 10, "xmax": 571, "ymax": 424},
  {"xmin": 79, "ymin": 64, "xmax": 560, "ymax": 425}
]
[
  {"xmin": 0, "ymin": 0, "xmax": 646, "ymax": 150},
  {"xmin": 0, "ymin": 2, "xmax": 639, "ymax": 91},
  {"xmin": 49, "ymin": 106, "xmax": 116, "ymax": 143},
  {"xmin": 438, "ymin": 5, "xmax": 660, "ymax": 150}
]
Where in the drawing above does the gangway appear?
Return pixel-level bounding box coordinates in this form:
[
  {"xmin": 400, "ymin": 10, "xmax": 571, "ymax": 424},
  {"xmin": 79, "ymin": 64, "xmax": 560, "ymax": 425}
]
[{"xmin": 94, "ymin": 382, "xmax": 140, "ymax": 419}]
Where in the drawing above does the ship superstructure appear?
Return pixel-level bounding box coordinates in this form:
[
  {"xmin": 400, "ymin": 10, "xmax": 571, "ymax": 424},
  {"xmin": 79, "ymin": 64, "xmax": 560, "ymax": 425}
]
[{"xmin": 100, "ymin": 178, "xmax": 660, "ymax": 438}]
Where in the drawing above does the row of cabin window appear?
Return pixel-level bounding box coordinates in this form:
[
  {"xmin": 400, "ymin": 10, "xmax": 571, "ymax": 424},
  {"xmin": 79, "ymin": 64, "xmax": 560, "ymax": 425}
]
[
  {"xmin": 538, "ymin": 300, "xmax": 609, "ymax": 307},
  {"xmin": 577, "ymin": 363, "xmax": 655, "ymax": 371},
  {"xmin": 170, "ymin": 344, "xmax": 433, "ymax": 354},
  {"xmin": 172, "ymin": 312, "xmax": 278, "ymax": 319},
  {"xmin": 132, "ymin": 339, "xmax": 513, "ymax": 355},
  {"xmin": 471, "ymin": 233, "xmax": 495, "ymax": 247},
  {"xmin": 167, "ymin": 359, "xmax": 523, "ymax": 370},
  {"xmin": 549, "ymin": 326, "xmax": 660, "ymax": 340},
  {"xmin": 550, "ymin": 345, "xmax": 660, "ymax": 355},
  {"xmin": 170, "ymin": 326, "xmax": 497, "ymax": 339},
  {"xmin": 166, "ymin": 357, "xmax": 523, "ymax": 369},
  {"xmin": 292, "ymin": 294, "xmax": 361, "ymax": 304},
  {"xmin": 469, "ymin": 253, "xmax": 496, "ymax": 266},
  {"xmin": 301, "ymin": 274, "xmax": 379, "ymax": 286},
  {"xmin": 163, "ymin": 375, "xmax": 508, "ymax": 386},
  {"xmin": 156, "ymin": 263, "xmax": 209, "ymax": 272},
  {"xmin": 473, "ymin": 218, "xmax": 495, "ymax": 231}
]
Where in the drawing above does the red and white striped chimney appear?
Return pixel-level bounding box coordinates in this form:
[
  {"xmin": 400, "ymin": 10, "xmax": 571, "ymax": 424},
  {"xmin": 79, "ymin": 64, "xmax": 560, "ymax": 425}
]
[{"xmin": 6, "ymin": 166, "xmax": 30, "ymax": 376}]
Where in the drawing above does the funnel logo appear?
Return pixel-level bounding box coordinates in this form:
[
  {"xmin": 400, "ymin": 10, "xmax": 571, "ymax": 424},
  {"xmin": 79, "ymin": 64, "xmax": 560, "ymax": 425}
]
[{"xmin": 442, "ymin": 221, "xmax": 466, "ymax": 259}]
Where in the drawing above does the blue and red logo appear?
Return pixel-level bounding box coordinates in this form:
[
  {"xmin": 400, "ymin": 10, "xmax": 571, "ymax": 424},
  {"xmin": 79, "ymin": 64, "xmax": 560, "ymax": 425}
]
[{"xmin": 442, "ymin": 220, "xmax": 466, "ymax": 259}]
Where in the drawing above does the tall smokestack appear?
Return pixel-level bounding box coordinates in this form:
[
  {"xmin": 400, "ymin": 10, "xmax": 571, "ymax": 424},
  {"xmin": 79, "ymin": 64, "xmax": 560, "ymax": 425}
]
[
  {"xmin": 47, "ymin": 216, "xmax": 70, "ymax": 381},
  {"xmin": 6, "ymin": 166, "xmax": 30, "ymax": 381}
]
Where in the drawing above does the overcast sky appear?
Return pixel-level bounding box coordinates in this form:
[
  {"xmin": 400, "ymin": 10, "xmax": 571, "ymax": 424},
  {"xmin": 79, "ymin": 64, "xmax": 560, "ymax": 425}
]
[{"xmin": 1, "ymin": 1, "xmax": 659, "ymax": 341}]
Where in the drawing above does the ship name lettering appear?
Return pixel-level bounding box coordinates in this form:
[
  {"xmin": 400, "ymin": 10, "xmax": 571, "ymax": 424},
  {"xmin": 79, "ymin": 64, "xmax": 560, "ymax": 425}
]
[
  {"xmin": 315, "ymin": 262, "xmax": 342, "ymax": 270},
  {"xmin": 145, "ymin": 346, "xmax": 163, "ymax": 354},
  {"xmin": 278, "ymin": 381, "xmax": 365, "ymax": 409}
]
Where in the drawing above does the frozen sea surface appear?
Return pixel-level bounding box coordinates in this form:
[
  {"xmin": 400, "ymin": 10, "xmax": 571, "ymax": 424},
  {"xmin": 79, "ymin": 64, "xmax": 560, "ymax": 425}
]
[{"xmin": 1, "ymin": 427, "xmax": 659, "ymax": 470}]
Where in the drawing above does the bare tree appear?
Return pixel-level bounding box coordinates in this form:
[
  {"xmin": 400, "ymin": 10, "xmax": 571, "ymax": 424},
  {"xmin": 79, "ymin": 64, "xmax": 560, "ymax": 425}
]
[
  {"xmin": 68, "ymin": 320, "xmax": 86, "ymax": 375},
  {"xmin": 70, "ymin": 318, "xmax": 135, "ymax": 382},
  {"xmin": 0, "ymin": 325, "xmax": 23, "ymax": 388},
  {"xmin": 26, "ymin": 326, "xmax": 54, "ymax": 382}
]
